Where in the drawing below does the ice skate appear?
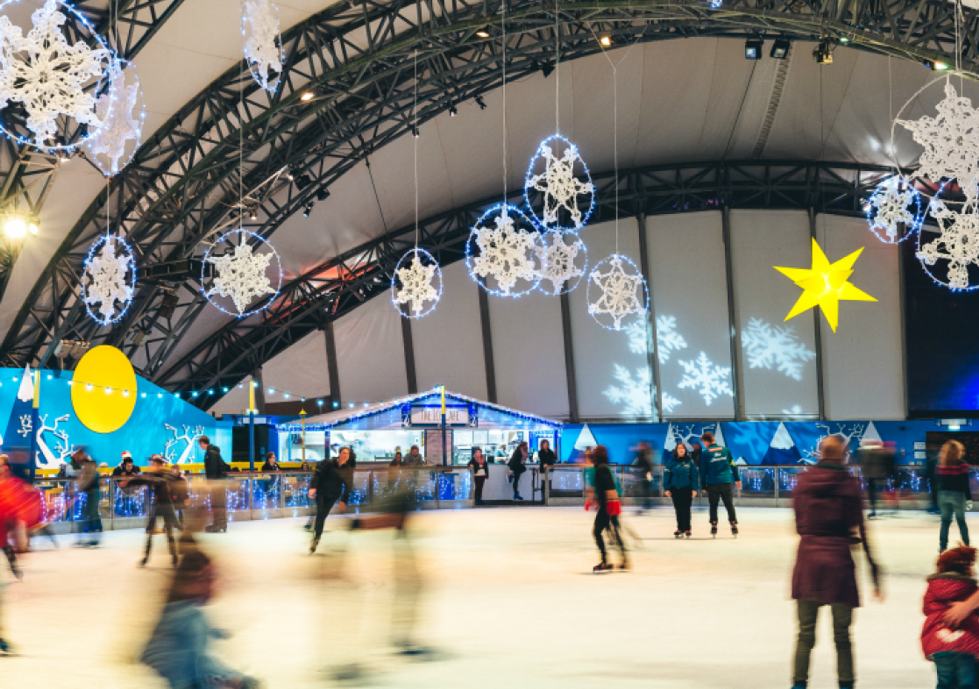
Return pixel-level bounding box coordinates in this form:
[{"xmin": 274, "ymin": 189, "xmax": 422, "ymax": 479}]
[
  {"xmin": 309, "ymin": 537, "xmax": 319, "ymax": 555},
  {"xmin": 674, "ymin": 530, "xmax": 682, "ymax": 539},
  {"xmin": 710, "ymin": 523, "xmax": 717, "ymax": 538},
  {"xmin": 685, "ymin": 531, "xmax": 692, "ymax": 539},
  {"xmin": 593, "ymin": 562, "xmax": 613, "ymax": 572},
  {"xmin": 730, "ymin": 521, "xmax": 739, "ymax": 538}
]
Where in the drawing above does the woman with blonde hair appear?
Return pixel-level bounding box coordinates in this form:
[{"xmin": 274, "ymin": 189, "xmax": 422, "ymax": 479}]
[{"xmin": 938, "ymin": 440, "xmax": 972, "ymax": 553}]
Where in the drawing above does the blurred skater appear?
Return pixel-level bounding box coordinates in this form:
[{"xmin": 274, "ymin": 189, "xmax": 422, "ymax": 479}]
[
  {"xmin": 922, "ymin": 546, "xmax": 979, "ymax": 689},
  {"xmin": 200, "ymin": 436, "xmax": 229, "ymax": 533},
  {"xmin": 71, "ymin": 447, "xmax": 102, "ymax": 547},
  {"xmin": 632, "ymin": 441, "xmax": 654, "ymax": 514},
  {"xmin": 308, "ymin": 447, "xmax": 355, "ymax": 554},
  {"xmin": 699, "ymin": 431, "xmax": 741, "ymax": 537},
  {"xmin": 664, "ymin": 443, "xmax": 698, "ymax": 538},
  {"xmin": 937, "ymin": 440, "xmax": 972, "ymax": 553},
  {"xmin": 140, "ymin": 550, "xmax": 260, "ymax": 689},
  {"xmin": 855, "ymin": 439, "xmax": 886, "ymax": 518},
  {"xmin": 122, "ymin": 455, "xmax": 183, "ymax": 568},
  {"xmin": 468, "ymin": 447, "xmax": 488, "ymax": 505},
  {"xmin": 790, "ymin": 436, "xmax": 882, "ymax": 689},
  {"xmin": 508, "ymin": 441, "xmax": 528, "ymax": 501},
  {"xmin": 586, "ymin": 446, "xmax": 627, "ymax": 572}
]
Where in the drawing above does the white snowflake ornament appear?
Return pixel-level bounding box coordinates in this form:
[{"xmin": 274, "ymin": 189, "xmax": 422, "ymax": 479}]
[
  {"xmin": 466, "ymin": 204, "xmax": 542, "ymax": 297},
  {"xmin": 81, "ymin": 234, "xmax": 136, "ymax": 326},
  {"xmin": 587, "ymin": 254, "xmax": 648, "ymax": 330},
  {"xmin": 677, "ymin": 352, "xmax": 734, "ymax": 406},
  {"xmin": 917, "ymin": 199, "xmax": 979, "ymax": 291},
  {"xmin": 392, "ymin": 248, "xmax": 442, "ymax": 318},
  {"xmin": 0, "ymin": 0, "xmax": 113, "ymax": 147},
  {"xmin": 866, "ymin": 177, "xmax": 923, "ymax": 243},
  {"xmin": 535, "ymin": 230, "xmax": 587, "ymax": 295},
  {"xmin": 203, "ymin": 230, "xmax": 281, "ymax": 316},
  {"xmin": 84, "ymin": 60, "xmax": 144, "ymax": 176},
  {"xmin": 741, "ymin": 318, "xmax": 816, "ymax": 381},
  {"xmin": 242, "ymin": 0, "xmax": 283, "ymax": 92},
  {"xmin": 524, "ymin": 134, "xmax": 595, "ymax": 232}
]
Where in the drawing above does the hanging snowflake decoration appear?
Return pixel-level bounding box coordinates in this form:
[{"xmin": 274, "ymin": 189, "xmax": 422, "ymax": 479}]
[
  {"xmin": 677, "ymin": 351, "xmax": 734, "ymax": 406},
  {"xmin": 80, "ymin": 234, "xmax": 136, "ymax": 326},
  {"xmin": 741, "ymin": 317, "xmax": 816, "ymax": 381},
  {"xmin": 202, "ymin": 230, "xmax": 282, "ymax": 317},
  {"xmin": 586, "ymin": 254, "xmax": 648, "ymax": 330},
  {"xmin": 84, "ymin": 59, "xmax": 145, "ymax": 176},
  {"xmin": 0, "ymin": 0, "xmax": 113, "ymax": 148},
  {"xmin": 242, "ymin": 0, "xmax": 283, "ymax": 93},
  {"xmin": 391, "ymin": 247, "xmax": 442, "ymax": 318},
  {"xmin": 917, "ymin": 198, "xmax": 979, "ymax": 291},
  {"xmin": 524, "ymin": 134, "xmax": 595, "ymax": 232},
  {"xmin": 466, "ymin": 204, "xmax": 543, "ymax": 297},
  {"xmin": 534, "ymin": 230, "xmax": 587, "ymax": 295},
  {"xmin": 865, "ymin": 177, "xmax": 924, "ymax": 243}
]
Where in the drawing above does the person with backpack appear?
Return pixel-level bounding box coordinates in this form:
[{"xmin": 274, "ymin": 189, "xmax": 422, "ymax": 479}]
[
  {"xmin": 699, "ymin": 431, "xmax": 741, "ymax": 537},
  {"xmin": 665, "ymin": 443, "xmax": 699, "ymax": 538},
  {"xmin": 199, "ymin": 436, "xmax": 229, "ymax": 533}
]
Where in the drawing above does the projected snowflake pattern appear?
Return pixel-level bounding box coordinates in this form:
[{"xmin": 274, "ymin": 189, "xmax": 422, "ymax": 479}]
[
  {"xmin": 662, "ymin": 391, "xmax": 682, "ymax": 415},
  {"xmin": 81, "ymin": 235, "xmax": 135, "ymax": 325},
  {"xmin": 587, "ymin": 254, "xmax": 647, "ymax": 330},
  {"xmin": 242, "ymin": 0, "xmax": 282, "ymax": 92},
  {"xmin": 677, "ymin": 352, "xmax": 733, "ymax": 406},
  {"xmin": 866, "ymin": 178, "xmax": 922, "ymax": 243},
  {"xmin": 918, "ymin": 199, "xmax": 979, "ymax": 290},
  {"xmin": 525, "ymin": 134, "xmax": 595, "ymax": 231},
  {"xmin": 741, "ymin": 317, "xmax": 816, "ymax": 381},
  {"xmin": 656, "ymin": 315, "xmax": 689, "ymax": 364},
  {"xmin": 0, "ymin": 0, "xmax": 112, "ymax": 145},
  {"xmin": 535, "ymin": 231, "xmax": 586, "ymax": 295},
  {"xmin": 84, "ymin": 61, "xmax": 143, "ymax": 175},
  {"xmin": 603, "ymin": 365, "xmax": 653, "ymax": 418},
  {"xmin": 467, "ymin": 205, "xmax": 541, "ymax": 296},
  {"xmin": 205, "ymin": 242, "xmax": 275, "ymax": 315},
  {"xmin": 393, "ymin": 249, "xmax": 441, "ymax": 317}
]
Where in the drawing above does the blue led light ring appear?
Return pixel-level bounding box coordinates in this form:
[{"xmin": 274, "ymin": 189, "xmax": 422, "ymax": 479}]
[
  {"xmin": 865, "ymin": 176, "xmax": 925, "ymax": 244},
  {"xmin": 523, "ymin": 133, "xmax": 596, "ymax": 234},
  {"xmin": 466, "ymin": 203, "xmax": 543, "ymax": 298},
  {"xmin": 390, "ymin": 247, "xmax": 443, "ymax": 319},
  {"xmin": 200, "ymin": 228, "xmax": 283, "ymax": 319},
  {"xmin": 586, "ymin": 253, "xmax": 650, "ymax": 331},
  {"xmin": 0, "ymin": 0, "xmax": 118, "ymax": 151},
  {"xmin": 917, "ymin": 195, "xmax": 979, "ymax": 292},
  {"xmin": 535, "ymin": 229, "xmax": 589, "ymax": 296},
  {"xmin": 240, "ymin": 0, "xmax": 285, "ymax": 94},
  {"xmin": 80, "ymin": 232, "xmax": 137, "ymax": 327},
  {"xmin": 84, "ymin": 57, "xmax": 146, "ymax": 177}
]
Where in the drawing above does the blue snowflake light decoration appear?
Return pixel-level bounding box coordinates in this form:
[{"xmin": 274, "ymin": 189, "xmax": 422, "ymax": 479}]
[
  {"xmin": 865, "ymin": 177, "xmax": 924, "ymax": 244},
  {"xmin": 524, "ymin": 134, "xmax": 595, "ymax": 233},
  {"xmin": 466, "ymin": 203, "xmax": 543, "ymax": 297},
  {"xmin": 80, "ymin": 233, "xmax": 136, "ymax": 326},
  {"xmin": 391, "ymin": 247, "xmax": 442, "ymax": 318},
  {"xmin": 586, "ymin": 253, "xmax": 648, "ymax": 330},
  {"xmin": 201, "ymin": 229, "xmax": 282, "ymax": 318}
]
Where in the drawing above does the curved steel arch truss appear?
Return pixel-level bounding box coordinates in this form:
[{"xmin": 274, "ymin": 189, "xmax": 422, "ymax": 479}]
[
  {"xmin": 0, "ymin": 0, "xmax": 968, "ymax": 378},
  {"xmin": 156, "ymin": 159, "xmax": 895, "ymax": 409}
]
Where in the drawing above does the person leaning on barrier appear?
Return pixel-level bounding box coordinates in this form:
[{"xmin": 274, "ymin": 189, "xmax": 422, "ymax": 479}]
[
  {"xmin": 404, "ymin": 445, "xmax": 424, "ymax": 466},
  {"xmin": 112, "ymin": 451, "xmax": 141, "ymax": 477},
  {"xmin": 261, "ymin": 452, "xmax": 281, "ymax": 471}
]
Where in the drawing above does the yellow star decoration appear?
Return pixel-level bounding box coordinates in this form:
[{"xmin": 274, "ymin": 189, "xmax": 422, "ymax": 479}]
[{"xmin": 774, "ymin": 239, "xmax": 877, "ymax": 332}]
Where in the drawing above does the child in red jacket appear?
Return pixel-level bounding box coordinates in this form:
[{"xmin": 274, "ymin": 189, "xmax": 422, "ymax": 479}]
[{"xmin": 922, "ymin": 546, "xmax": 979, "ymax": 687}]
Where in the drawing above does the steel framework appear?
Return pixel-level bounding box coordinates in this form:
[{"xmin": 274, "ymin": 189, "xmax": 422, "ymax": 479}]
[{"xmin": 0, "ymin": 0, "xmax": 969, "ymax": 395}]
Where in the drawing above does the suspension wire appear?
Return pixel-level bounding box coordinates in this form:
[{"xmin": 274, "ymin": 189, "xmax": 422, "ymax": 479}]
[
  {"xmin": 554, "ymin": 2, "xmax": 559, "ymax": 133},
  {"xmin": 503, "ymin": 0, "xmax": 507, "ymax": 200},
  {"xmin": 414, "ymin": 48, "xmax": 419, "ymax": 248}
]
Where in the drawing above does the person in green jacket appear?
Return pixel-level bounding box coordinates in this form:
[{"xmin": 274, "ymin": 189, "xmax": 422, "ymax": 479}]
[{"xmin": 699, "ymin": 431, "xmax": 741, "ymax": 538}]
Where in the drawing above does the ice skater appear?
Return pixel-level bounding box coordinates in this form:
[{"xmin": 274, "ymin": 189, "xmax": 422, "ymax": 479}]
[
  {"xmin": 664, "ymin": 443, "xmax": 698, "ymax": 538},
  {"xmin": 586, "ymin": 446, "xmax": 627, "ymax": 572},
  {"xmin": 699, "ymin": 431, "xmax": 741, "ymax": 537},
  {"xmin": 922, "ymin": 546, "xmax": 979, "ymax": 689},
  {"xmin": 308, "ymin": 447, "xmax": 355, "ymax": 554},
  {"xmin": 937, "ymin": 440, "xmax": 971, "ymax": 554},
  {"xmin": 122, "ymin": 455, "xmax": 183, "ymax": 568}
]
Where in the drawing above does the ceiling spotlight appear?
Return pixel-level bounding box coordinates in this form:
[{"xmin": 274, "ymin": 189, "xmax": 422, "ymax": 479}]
[
  {"xmin": 540, "ymin": 62, "xmax": 554, "ymax": 78},
  {"xmin": 411, "ymin": 126, "xmax": 419, "ymax": 138},
  {"xmin": 744, "ymin": 39, "xmax": 763, "ymax": 60},
  {"xmin": 285, "ymin": 167, "xmax": 295, "ymax": 181},
  {"xmin": 475, "ymin": 28, "xmax": 490, "ymax": 38},
  {"xmin": 248, "ymin": 207, "xmax": 258, "ymax": 221},
  {"xmin": 599, "ymin": 35, "xmax": 612, "ymax": 47},
  {"xmin": 316, "ymin": 186, "xmax": 330, "ymax": 201},
  {"xmin": 770, "ymin": 38, "xmax": 790, "ymax": 59},
  {"xmin": 813, "ymin": 39, "xmax": 833, "ymax": 64},
  {"xmin": 475, "ymin": 95, "xmax": 486, "ymax": 110},
  {"xmin": 3, "ymin": 216, "xmax": 28, "ymax": 239},
  {"xmin": 300, "ymin": 90, "xmax": 315, "ymax": 102},
  {"xmin": 295, "ymin": 173, "xmax": 313, "ymax": 190},
  {"xmin": 923, "ymin": 58, "xmax": 950, "ymax": 71},
  {"xmin": 449, "ymin": 103, "xmax": 458, "ymax": 116},
  {"xmin": 303, "ymin": 202, "xmax": 314, "ymax": 218}
]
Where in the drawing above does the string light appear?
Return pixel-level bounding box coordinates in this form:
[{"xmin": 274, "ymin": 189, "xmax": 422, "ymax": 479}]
[{"xmin": 80, "ymin": 233, "xmax": 137, "ymax": 326}]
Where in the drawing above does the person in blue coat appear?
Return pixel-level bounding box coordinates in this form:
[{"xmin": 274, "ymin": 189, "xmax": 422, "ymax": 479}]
[
  {"xmin": 699, "ymin": 431, "xmax": 741, "ymax": 537},
  {"xmin": 664, "ymin": 443, "xmax": 699, "ymax": 538}
]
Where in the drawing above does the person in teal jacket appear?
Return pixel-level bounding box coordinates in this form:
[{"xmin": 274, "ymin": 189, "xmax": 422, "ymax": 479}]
[
  {"xmin": 699, "ymin": 431, "xmax": 741, "ymax": 537},
  {"xmin": 664, "ymin": 443, "xmax": 699, "ymax": 538}
]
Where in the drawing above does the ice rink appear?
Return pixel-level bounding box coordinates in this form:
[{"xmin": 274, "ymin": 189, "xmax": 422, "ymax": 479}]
[{"xmin": 0, "ymin": 505, "xmax": 955, "ymax": 688}]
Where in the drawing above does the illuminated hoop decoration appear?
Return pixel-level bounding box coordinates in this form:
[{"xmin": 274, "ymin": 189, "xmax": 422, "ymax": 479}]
[
  {"xmin": 918, "ymin": 192, "xmax": 979, "ymax": 292},
  {"xmin": 391, "ymin": 247, "xmax": 442, "ymax": 318},
  {"xmin": 586, "ymin": 253, "xmax": 649, "ymax": 331},
  {"xmin": 524, "ymin": 134, "xmax": 595, "ymax": 233},
  {"xmin": 241, "ymin": 0, "xmax": 284, "ymax": 93},
  {"xmin": 466, "ymin": 203, "xmax": 543, "ymax": 298},
  {"xmin": 865, "ymin": 176, "xmax": 925, "ymax": 244},
  {"xmin": 83, "ymin": 58, "xmax": 145, "ymax": 176},
  {"xmin": 0, "ymin": 0, "xmax": 115, "ymax": 150},
  {"xmin": 535, "ymin": 229, "xmax": 588, "ymax": 296},
  {"xmin": 201, "ymin": 229, "xmax": 282, "ymax": 318},
  {"xmin": 80, "ymin": 233, "xmax": 137, "ymax": 326}
]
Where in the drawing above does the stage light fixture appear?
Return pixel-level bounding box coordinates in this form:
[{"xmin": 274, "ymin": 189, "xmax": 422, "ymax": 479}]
[
  {"xmin": 295, "ymin": 173, "xmax": 313, "ymax": 190},
  {"xmin": 770, "ymin": 38, "xmax": 790, "ymax": 59},
  {"xmin": 412, "ymin": 126, "xmax": 420, "ymax": 138},
  {"xmin": 923, "ymin": 58, "xmax": 950, "ymax": 71},
  {"xmin": 248, "ymin": 207, "xmax": 258, "ymax": 221},
  {"xmin": 158, "ymin": 292, "xmax": 179, "ymax": 319},
  {"xmin": 476, "ymin": 28, "xmax": 490, "ymax": 38},
  {"xmin": 316, "ymin": 187, "xmax": 330, "ymax": 201},
  {"xmin": 541, "ymin": 62, "xmax": 554, "ymax": 78},
  {"xmin": 745, "ymin": 39, "xmax": 763, "ymax": 60},
  {"xmin": 449, "ymin": 104, "xmax": 458, "ymax": 116},
  {"xmin": 303, "ymin": 203, "xmax": 314, "ymax": 218},
  {"xmin": 300, "ymin": 91, "xmax": 315, "ymax": 102},
  {"xmin": 3, "ymin": 216, "xmax": 28, "ymax": 239},
  {"xmin": 813, "ymin": 40, "xmax": 833, "ymax": 64},
  {"xmin": 475, "ymin": 96, "xmax": 486, "ymax": 110},
  {"xmin": 599, "ymin": 35, "xmax": 612, "ymax": 47}
]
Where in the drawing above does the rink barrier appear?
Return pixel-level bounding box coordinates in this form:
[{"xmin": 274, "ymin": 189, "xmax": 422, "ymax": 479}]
[{"xmin": 32, "ymin": 464, "xmax": 942, "ymax": 533}]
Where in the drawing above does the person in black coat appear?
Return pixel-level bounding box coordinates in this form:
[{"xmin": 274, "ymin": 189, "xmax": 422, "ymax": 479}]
[
  {"xmin": 260, "ymin": 452, "xmax": 281, "ymax": 471},
  {"xmin": 199, "ymin": 436, "xmax": 228, "ymax": 533},
  {"xmin": 468, "ymin": 447, "xmax": 489, "ymax": 505},
  {"xmin": 121, "ymin": 455, "xmax": 185, "ymax": 568},
  {"xmin": 308, "ymin": 447, "xmax": 356, "ymax": 554},
  {"xmin": 508, "ymin": 441, "xmax": 529, "ymax": 501}
]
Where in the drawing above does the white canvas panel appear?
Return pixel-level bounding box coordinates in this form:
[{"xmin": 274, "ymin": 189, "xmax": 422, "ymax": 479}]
[
  {"xmin": 646, "ymin": 212, "xmax": 735, "ymax": 419},
  {"xmin": 334, "ymin": 293, "xmax": 408, "ymax": 404}
]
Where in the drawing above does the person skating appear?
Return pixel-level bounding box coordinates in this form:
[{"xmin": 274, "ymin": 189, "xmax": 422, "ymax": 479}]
[
  {"xmin": 308, "ymin": 447, "xmax": 355, "ymax": 554},
  {"xmin": 698, "ymin": 431, "xmax": 741, "ymax": 537},
  {"xmin": 633, "ymin": 441, "xmax": 655, "ymax": 514},
  {"xmin": 71, "ymin": 447, "xmax": 102, "ymax": 547},
  {"xmin": 508, "ymin": 441, "xmax": 529, "ymax": 501},
  {"xmin": 200, "ymin": 436, "xmax": 229, "ymax": 533},
  {"xmin": 922, "ymin": 546, "xmax": 979, "ymax": 688},
  {"xmin": 122, "ymin": 455, "xmax": 184, "ymax": 568},
  {"xmin": 855, "ymin": 439, "xmax": 885, "ymax": 518},
  {"xmin": 586, "ymin": 446, "xmax": 627, "ymax": 572},
  {"xmin": 664, "ymin": 443, "xmax": 698, "ymax": 538},
  {"xmin": 791, "ymin": 436, "xmax": 882, "ymax": 689}
]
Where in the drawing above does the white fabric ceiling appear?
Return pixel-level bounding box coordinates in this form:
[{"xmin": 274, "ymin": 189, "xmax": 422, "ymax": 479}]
[{"xmin": 0, "ymin": 0, "xmax": 965, "ymax": 377}]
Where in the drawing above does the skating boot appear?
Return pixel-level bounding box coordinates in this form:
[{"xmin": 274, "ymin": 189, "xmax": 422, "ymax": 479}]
[
  {"xmin": 0, "ymin": 638, "xmax": 10, "ymax": 654},
  {"xmin": 674, "ymin": 530, "xmax": 682, "ymax": 539},
  {"xmin": 684, "ymin": 531, "xmax": 692, "ymax": 539},
  {"xmin": 138, "ymin": 557, "xmax": 147, "ymax": 568},
  {"xmin": 593, "ymin": 562, "xmax": 613, "ymax": 572},
  {"xmin": 309, "ymin": 537, "xmax": 319, "ymax": 555},
  {"xmin": 730, "ymin": 521, "xmax": 739, "ymax": 538},
  {"xmin": 710, "ymin": 523, "xmax": 718, "ymax": 538}
]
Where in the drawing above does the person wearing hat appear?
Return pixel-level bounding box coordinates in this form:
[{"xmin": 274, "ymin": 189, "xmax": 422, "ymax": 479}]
[
  {"xmin": 112, "ymin": 451, "xmax": 141, "ymax": 477},
  {"xmin": 121, "ymin": 455, "xmax": 182, "ymax": 568}
]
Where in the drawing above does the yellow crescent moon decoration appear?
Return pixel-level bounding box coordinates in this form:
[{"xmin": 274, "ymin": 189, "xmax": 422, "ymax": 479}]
[{"xmin": 71, "ymin": 345, "xmax": 138, "ymax": 433}]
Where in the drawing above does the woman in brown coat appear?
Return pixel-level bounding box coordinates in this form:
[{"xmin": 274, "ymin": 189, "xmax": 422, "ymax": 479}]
[{"xmin": 790, "ymin": 435, "xmax": 882, "ymax": 689}]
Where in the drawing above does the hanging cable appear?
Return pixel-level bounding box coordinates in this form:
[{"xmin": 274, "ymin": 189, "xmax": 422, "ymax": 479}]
[{"xmin": 414, "ymin": 48, "xmax": 419, "ymax": 248}]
